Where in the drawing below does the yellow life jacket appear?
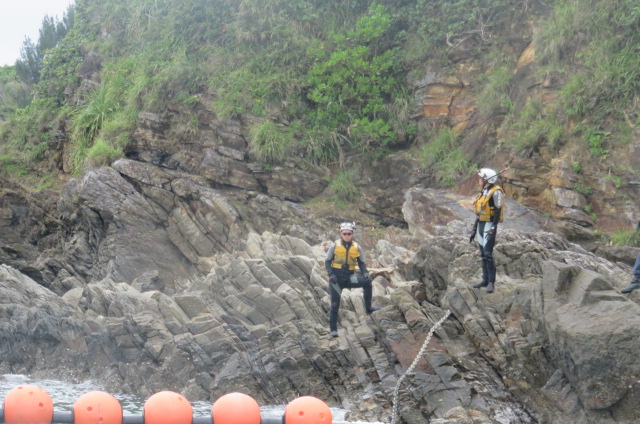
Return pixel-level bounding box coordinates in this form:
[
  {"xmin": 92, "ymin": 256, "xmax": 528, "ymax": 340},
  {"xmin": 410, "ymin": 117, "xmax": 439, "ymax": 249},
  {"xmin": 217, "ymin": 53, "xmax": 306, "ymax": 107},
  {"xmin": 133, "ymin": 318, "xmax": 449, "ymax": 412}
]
[
  {"xmin": 473, "ymin": 185, "xmax": 505, "ymax": 222},
  {"xmin": 330, "ymin": 240, "xmax": 360, "ymax": 271}
]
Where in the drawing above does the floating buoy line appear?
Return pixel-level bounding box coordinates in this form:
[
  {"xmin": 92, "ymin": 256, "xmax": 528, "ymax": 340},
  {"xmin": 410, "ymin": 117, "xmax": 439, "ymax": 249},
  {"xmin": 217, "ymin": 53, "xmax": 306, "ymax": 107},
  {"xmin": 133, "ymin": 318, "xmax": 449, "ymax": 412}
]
[
  {"xmin": 0, "ymin": 389, "xmax": 327, "ymax": 424},
  {"xmin": 0, "ymin": 311, "xmax": 451, "ymax": 424}
]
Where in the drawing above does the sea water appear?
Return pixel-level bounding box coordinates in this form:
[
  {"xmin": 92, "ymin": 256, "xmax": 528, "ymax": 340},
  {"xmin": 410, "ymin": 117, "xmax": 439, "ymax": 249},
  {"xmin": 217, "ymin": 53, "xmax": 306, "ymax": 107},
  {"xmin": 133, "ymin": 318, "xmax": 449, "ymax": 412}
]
[{"xmin": 0, "ymin": 374, "xmax": 369, "ymax": 424}]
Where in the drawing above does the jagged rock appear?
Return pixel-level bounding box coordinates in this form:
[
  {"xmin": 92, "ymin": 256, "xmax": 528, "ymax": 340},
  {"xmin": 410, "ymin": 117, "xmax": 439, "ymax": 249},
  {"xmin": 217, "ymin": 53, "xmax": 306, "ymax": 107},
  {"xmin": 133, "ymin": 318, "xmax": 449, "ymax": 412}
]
[
  {"xmin": 0, "ymin": 177, "xmax": 61, "ymax": 285},
  {"xmin": 594, "ymin": 245, "xmax": 640, "ymax": 267},
  {"xmin": 409, "ymin": 225, "xmax": 639, "ymax": 423},
  {"xmin": 127, "ymin": 109, "xmax": 329, "ymax": 202},
  {"xmin": 430, "ymin": 407, "xmax": 493, "ymax": 423},
  {"xmin": 0, "ymin": 265, "xmax": 87, "ymax": 379},
  {"xmin": 3, "ymin": 223, "xmax": 640, "ymax": 422},
  {"xmin": 402, "ymin": 187, "xmax": 550, "ymax": 238},
  {"xmin": 3, "ymin": 152, "xmax": 640, "ymax": 424},
  {"xmin": 53, "ymin": 159, "xmax": 334, "ymax": 293},
  {"xmin": 57, "ymin": 165, "xmax": 199, "ymax": 290},
  {"xmin": 541, "ymin": 262, "xmax": 640, "ymax": 413}
]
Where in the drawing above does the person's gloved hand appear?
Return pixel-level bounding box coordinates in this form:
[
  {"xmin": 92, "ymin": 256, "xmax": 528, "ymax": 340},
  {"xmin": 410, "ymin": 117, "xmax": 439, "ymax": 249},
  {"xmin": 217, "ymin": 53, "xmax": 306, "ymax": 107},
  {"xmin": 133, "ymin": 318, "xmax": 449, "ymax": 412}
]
[
  {"xmin": 469, "ymin": 232, "xmax": 475, "ymax": 244},
  {"xmin": 329, "ymin": 274, "xmax": 337, "ymax": 283},
  {"xmin": 487, "ymin": 228, "xmax": 495, "ymax": 237},
  {"xmin": 363, "ymin": 272, "xmax": 371, "ymax": 282}
]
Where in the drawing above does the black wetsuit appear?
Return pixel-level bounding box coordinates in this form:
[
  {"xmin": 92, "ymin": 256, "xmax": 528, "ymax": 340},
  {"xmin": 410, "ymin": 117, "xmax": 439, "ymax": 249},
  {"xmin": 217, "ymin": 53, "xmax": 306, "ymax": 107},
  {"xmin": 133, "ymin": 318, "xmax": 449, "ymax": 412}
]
[{"xmin": 324, "ymin": 241, "xmax": 372, "ymax": 332}]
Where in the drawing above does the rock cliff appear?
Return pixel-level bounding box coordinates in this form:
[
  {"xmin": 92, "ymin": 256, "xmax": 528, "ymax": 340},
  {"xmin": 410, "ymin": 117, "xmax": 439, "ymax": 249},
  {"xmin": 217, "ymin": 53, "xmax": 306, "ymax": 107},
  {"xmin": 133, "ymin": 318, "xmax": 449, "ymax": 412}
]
[
  {"xmin": 0, "ymin": 3, "xmax": 639, "ymax": 422},
  {"xmin": 1, "ymin": 165, "xmax": 640, "ymax": 423}
]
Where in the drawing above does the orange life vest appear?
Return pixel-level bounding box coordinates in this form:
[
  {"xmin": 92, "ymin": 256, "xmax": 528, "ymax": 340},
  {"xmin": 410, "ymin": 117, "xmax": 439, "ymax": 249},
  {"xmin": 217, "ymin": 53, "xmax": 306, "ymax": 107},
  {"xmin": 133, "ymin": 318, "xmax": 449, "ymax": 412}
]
[
  {"xmin": 473, "ymin": 185, "xmax": 505, "ymax": 222},
  {"xmin": 330, "ymin": 240, "xmax": 361, "ymax": 271}
]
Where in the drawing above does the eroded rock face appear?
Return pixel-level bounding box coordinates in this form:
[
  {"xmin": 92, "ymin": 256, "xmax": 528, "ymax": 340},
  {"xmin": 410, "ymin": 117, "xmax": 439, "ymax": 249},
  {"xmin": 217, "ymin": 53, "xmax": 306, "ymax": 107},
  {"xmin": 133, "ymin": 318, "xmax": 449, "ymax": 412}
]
[
  {"xmin": 128, "ymin": 109, "xmax": 328, "ymax": 203},
  {"xmin": 402, "ymin": 187, "xmax": 553, "ymax": 239},
  {"xmin": 2, "ymin": 223, "xmax": 639, "ymax": 423},
  {"xmin": 0, "ymin": 176, "xmax": 62, "ymax": 286},
  {"xmin": 409, "ymin": 223, "xmax": 639, "ymax": 423},
  {"xmin": 54, "ymin": 159, "xmax": 334, "ymax": 293},
  {"xmin": 540, "ymin": 262, "xmax": 640, "ymax": 412}
]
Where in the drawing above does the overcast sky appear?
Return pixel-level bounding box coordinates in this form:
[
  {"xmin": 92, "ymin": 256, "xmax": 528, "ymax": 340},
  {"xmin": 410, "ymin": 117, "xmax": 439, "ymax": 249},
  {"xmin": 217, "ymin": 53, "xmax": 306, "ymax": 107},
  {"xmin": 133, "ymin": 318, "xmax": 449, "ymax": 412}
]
[{"xmin": 0, "ymin": 0, "xmax": 75, "ymax": 66}]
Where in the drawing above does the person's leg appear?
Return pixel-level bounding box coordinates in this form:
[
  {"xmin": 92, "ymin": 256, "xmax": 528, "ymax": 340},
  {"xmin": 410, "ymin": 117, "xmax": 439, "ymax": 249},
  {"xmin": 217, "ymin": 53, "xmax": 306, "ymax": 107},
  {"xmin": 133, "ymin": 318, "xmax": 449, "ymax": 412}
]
[
  {"xmin": 621, "ymin": 253, "xmax": 640, "ymax": 294},
  {"xmin": 363, "ymin": 282, "xmax": 373, "ymax": 312},
  {"xmin": 347, "ymin": 275, "xmax": 376, "ymax": 314},
  {"xmin": 473, "ymin": 243, "xmax": 489, "ymax": 288},
  {"xmin": 483, "ymin": 226, "xmax": 497, "ymax": 293},
  {"xmin": 328, "ymin": 281, "xmax": 342, "ymax": 333},
  {"xmin": 473, "ymin": 222, "xmax": 489, "ymax": 288}
]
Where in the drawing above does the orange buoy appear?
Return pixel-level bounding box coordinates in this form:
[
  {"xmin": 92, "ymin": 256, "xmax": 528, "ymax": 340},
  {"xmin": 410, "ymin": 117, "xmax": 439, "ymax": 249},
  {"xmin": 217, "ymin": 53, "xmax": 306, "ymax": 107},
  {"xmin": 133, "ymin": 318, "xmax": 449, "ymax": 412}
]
[
  {"xmin": 212, "ymin": 392, "xmax": 261, "ymax": 424},
  {"xmin": 3, "ymin": 385, "xmax": 54, "ymax": 424},
  {"xmin": 74, "ymin": 391, "xmax": 123, "ymax": 424},
  {"xmin": 143, "ymin": 391, "xmax": 192, "ymax": 424},
  {"xmin": 284, "ymin": 397, "xmax": 332, "ymax": 424}
]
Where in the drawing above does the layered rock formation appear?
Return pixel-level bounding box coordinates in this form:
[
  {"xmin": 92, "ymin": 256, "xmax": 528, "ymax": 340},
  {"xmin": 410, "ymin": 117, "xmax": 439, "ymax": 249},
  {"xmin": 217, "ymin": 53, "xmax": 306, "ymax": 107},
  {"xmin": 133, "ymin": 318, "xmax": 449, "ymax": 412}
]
[
  {"xmin": 2, "ymin": 2, "xmax": 639, "ymax": 423},
  {"xmin": 1, "ymin": 53, "xmax": 639, "ymax": 422},
  {"xmin": 2, "ymin": 177, "xmax": 640, "ymax": 424},
  {"xmin": 2, "ymin": 103, "xmax": 640, "ymax": 421}
]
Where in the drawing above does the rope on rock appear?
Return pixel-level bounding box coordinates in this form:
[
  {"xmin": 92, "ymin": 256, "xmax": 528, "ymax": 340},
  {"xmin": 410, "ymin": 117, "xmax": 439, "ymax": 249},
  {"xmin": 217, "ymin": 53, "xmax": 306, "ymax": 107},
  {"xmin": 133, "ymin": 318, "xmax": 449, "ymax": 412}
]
[{"xmin": 390, "ymin": 309, "xmax": 452, "ymax": 424}]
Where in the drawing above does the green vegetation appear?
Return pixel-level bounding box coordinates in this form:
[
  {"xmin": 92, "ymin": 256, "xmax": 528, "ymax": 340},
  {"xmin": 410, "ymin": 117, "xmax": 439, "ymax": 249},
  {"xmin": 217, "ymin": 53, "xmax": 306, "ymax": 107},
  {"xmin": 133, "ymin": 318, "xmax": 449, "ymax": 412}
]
[
  {"xmin": 15, "ymin": 8, "xmax": 74, "ymax": 85},
  {"xmin": 0, "ymin": 67, "xmax": 30, "ymax": 119},
  {"xmin": 572, "ymin": 162, "xmax": 582, "ymax": 173},
  {"xmin": 609, "ymin": 229, "xmax": 640, "ymax": 247},
  {"xmin": 583, "ymin": 126, "xmax": 610, "ymax": 159},
  {"xmin": 418, "ymin": 127, "xmax": 473, "ymax": 187},
  {"xmin": 0, "ymin": 0, "xmax": 534, "ymax": 181},
  {"xmin": 476, "ymin": 65, "xmax": 513, "ymax": 118},
  {"xmin": 329, "ymin": 169, "xmax": 361, "ymax": 203},
  {"xmin": 249, "ymin": 119, "xmax": 294, "ymax": 164},
  {"xmin": 508, "ymin": 98, "xmax": 567, "ymax": 153},
  {"xmin": 402, "ymin": 0, "xmax": 525, "ymax": 66},
  {"xmin": 0, "ymin": 0, "xmax": 637, "ymax": 198},
  {"xmin": 605, "ymin": 173, "xmax": 623, "ymax": 189},
  {"xmin": 538, "ymin": 0, "xmax": 639, "ymax": 145},
  {"xmin": 306, "ymin": 4, "xmax": 397, "ymax": 124},
  {"xmin": 573, "ymin": 182, "xmax": 593, "ymax": 196}
]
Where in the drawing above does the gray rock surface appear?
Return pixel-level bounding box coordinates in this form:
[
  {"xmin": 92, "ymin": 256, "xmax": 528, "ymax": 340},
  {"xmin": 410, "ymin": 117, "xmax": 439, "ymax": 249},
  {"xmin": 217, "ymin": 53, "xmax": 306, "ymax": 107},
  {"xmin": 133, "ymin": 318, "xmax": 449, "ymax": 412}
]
[
  {"xmin": 1, "ymin": 120, "xmax": 639, "ymax": 422},
  {"xmin": 2, "ymin": 215, "xmax": 640, "ymax": 423}
]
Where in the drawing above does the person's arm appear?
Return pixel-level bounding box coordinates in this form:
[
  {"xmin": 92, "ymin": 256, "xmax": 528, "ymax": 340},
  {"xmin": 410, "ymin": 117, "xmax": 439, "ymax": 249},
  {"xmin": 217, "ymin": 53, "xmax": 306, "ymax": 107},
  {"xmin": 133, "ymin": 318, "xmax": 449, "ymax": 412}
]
[
  {"xmin": 470, "ymin": 218, "xmax": 479, "ymax": 243},
  {"xmin": 325, "ymin": 243, "xmax": 336, "ymax": 275},
  {"xmin": 490, "ymin": 189, "xmax": 503, "ymax": 231},
  {"xmin": 357, "ymin": 246, "xmax": 369, "ymax": 277}
]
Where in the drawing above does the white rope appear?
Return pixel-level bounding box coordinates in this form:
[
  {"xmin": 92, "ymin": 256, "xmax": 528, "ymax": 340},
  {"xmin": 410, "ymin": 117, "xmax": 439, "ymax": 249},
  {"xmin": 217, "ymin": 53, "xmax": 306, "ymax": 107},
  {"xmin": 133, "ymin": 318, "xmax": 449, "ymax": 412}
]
[{"xmin": 390, "ymin": 309, "xmax": 452, "ymax": 424}]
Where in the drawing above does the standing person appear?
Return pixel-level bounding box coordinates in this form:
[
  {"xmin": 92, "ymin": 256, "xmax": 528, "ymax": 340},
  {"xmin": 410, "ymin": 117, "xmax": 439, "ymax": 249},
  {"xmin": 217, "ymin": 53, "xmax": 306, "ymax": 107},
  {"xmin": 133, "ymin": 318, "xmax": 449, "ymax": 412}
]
[
  {"xmin": 325, "ymin": 222, "xmax": 377, "ymax": 337},
  {"xmin": 621, "ymin": 222, "xmax": 640, "ymax": 294},
  {"xmin": 469, "ymin": 168, "xmax": 504, "ymax": 294}
]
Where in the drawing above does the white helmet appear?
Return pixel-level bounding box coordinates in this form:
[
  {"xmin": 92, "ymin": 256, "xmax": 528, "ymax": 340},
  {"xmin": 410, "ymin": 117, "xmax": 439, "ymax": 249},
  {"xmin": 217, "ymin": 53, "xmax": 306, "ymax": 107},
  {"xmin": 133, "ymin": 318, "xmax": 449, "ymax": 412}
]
[
  {"xmin": 478, "ymin": 168, "xmax": 498, "ymax": 184},
  {"xmin": 339, "ymin": 222, "xmax": 356, "ymax": 232}
]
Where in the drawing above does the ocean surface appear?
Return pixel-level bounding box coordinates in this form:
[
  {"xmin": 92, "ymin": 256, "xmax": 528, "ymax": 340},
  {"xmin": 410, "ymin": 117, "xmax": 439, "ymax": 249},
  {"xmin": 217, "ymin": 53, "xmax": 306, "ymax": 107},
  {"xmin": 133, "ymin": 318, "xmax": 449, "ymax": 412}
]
[{"xmin": 0, "ymin": 374, "xmax": 375, "ymax": 424}]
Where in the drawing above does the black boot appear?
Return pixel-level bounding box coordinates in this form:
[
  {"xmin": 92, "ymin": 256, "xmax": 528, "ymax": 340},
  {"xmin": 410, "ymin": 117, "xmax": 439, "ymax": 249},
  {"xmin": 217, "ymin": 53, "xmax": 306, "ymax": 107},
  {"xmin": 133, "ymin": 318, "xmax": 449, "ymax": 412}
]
[
  {"xmin": 363, "ymin": 280, "xmax": 379, "ymax": 314},
  {"xmin": 473, "ymin": 280, "xmax": 489, "ymax": 288},
  {"xmin": 486, "ymin": 281, "xmax": 495, "ymax": 293},
  {"xmin": 621, "ymin": 276, "xmax": 640, "ymax": 294}
]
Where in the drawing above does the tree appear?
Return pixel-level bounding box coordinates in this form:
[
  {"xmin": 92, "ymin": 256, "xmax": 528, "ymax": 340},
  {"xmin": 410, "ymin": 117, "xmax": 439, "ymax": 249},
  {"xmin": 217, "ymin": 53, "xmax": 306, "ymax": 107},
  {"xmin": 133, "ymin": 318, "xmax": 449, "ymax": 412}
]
[
  {"xmin": 14, "ymin": 7, "xmax": 75, "ymax": 85},
  {"xmin": 15, "ymin": 38, "xmax": 40, "ymax": 85}
]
